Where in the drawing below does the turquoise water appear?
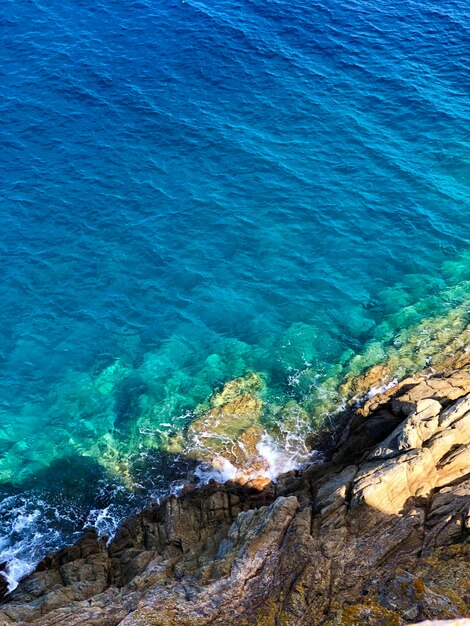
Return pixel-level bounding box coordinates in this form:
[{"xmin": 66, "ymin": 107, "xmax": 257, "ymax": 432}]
[{"xmin": 1, "ymin": 0, "xmax": 469, "ymax": 588}]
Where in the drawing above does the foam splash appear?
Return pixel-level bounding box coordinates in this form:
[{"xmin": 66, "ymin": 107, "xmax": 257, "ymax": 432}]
[
  {"xmin": 364, "ymin": 378, "xmax": 399, "ymax": 401},
  {"xmin": 0, "ymin": 488, "xmax": 146, "ymax": 593},
  {"xmin": 193, "ymin": 431, "xmax": 316, "ymax": 486},
  {"xmin": 0, "ymin": 496, "xmax": 59, "ymax": 593},
  {"xmin": 85, "ymin": 506, "xmax": 126, "ymax": 546},
  {"xmin": 1, "ymin": 558, "xmax": 34, "ymax": 595},
  {"xmin": 1, "ymin": 298, "xmax": 468, "ymax": 592},
  {"xmin": 194, "ymin": 456, "xmax": 238, "ymax": 484},
  {"xmin": 257, "ymin": 433, "xmax": 315, "ymax": 481}
]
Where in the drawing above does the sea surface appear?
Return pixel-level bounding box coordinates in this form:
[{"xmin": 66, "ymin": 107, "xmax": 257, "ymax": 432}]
[{"xmin": 1, "ymin": 0, "xmax": 469, "ymax": 590}]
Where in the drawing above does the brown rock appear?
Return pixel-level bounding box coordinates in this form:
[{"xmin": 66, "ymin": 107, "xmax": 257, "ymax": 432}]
[
  {"xmin": 1, "ymin": 349, "xmax": 469, "ymax": 626},
  {"xmin": 412, "ymin": 618, "xmax": 470, "ymax": 626},
  {"xmin": 184, "ymin": 372, "xmax": 266, "ymax": 472}
]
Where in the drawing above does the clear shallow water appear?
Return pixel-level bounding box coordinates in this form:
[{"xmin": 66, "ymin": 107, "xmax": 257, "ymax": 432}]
[{"xmin": 1, "ymin": 0, "xmax": 469, "ymax": 588}]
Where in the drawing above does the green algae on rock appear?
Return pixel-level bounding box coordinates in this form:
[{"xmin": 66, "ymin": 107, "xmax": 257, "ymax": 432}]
[
  {"xmin": 1, "ymin": 346, "xmax": 469, "ymax": 625},
  {"xmin": 167, "ymin": 372, "xmax": 270, "ymax": 483}
]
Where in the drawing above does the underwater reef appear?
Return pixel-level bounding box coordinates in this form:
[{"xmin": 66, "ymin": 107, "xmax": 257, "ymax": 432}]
[{"xmin": 0, "ymin": 333, "xmax": 469, "ymax": 625}]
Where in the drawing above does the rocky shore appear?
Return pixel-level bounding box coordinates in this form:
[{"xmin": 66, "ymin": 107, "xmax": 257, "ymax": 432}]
[{"xmin": 0, "ymin": 347, "xmax": 469, "ymax": 625}]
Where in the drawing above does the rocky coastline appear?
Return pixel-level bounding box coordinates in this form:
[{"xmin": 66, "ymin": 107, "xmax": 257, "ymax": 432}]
[{"xmin": 0, "ymin": 346, "xmax": 469, "ymax": 626}]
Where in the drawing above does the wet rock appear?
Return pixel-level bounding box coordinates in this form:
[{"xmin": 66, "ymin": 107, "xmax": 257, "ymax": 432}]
[
  {"xmin": 0, "ymin": 562, "xmax": 8, "ymax": 601},
  {"xmin": 1, "ymin": 350, "xmax": 469, "ymax": 625},
  {"xmin": 340, "ymin": 363, "xmax": 394, "ymax": 400},
  {"xmin": 183, "ymin": 372, "xmax": 265, "ymax": 471}
]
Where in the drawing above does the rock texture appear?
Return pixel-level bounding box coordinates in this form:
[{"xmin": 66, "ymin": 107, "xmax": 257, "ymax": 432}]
[
  {"xmin": 1, "ymin": 351, "xmax": 469, "ymax": 626},
  {"xmin": 415, "ymin": 621, "xmax": 470, "ymax": 625},
  {"xmin": 164, "ymin": 372, "xmax": 273, "ymax": 485}
]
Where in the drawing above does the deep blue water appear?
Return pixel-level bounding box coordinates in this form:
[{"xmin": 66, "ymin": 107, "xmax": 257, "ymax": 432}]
[{"xmin": 1, "ymin": 0, "xmax": 469, "ymax": 588}]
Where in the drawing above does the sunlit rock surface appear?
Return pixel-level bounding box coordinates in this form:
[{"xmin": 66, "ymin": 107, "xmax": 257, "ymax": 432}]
[{"xmin": 1, "ymin": 350, "xmax": 469, "ymax": 625}]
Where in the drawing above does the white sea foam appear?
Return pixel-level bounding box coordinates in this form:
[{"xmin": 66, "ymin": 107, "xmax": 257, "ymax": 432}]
[
  {"xmin": 0, "ymin": 489, "xmax": 138, "ymax": 594},
  {"xmin": 192, "ymin": 428, "xmax": 318, "ymax": 487},
  {"xmin": 364, "ymin": 378, "xmax": 398, "ymax": 400},
  {"xmin": 194, "ymin": 456, "xmax": 238, "ymax": 483},
  {"xmin": 1, "ymin": 557, "xmax": 34, "ymax": 593},
  {"xmin": 257, "ymin": 433, "xmax": 313, "ymax": 480},
  {"xmin": 0, "ymin": 499, "xmax": 55, "ymax": 593},
  {"xmin": 85, "ymin": 506, "xmax": 123, "ymax": 544}
]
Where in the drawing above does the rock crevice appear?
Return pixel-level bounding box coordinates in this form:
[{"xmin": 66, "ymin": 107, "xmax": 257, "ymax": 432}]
[{"xmin": 1, "ymin": 352, "xmax": 469, "ymax": 625}]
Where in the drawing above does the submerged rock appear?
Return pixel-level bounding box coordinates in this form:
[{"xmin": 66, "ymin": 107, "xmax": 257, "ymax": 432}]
[
  {"xmin": 187, "ymin": 372, "xmax": 264, "ymax": 451},
  {"xmin": 1, "ymin": 350, "xmax": 469, "ymax": 625},
  {"xmin": 172, "ymin": 372, "xmax": 271, "ymax": 482}
]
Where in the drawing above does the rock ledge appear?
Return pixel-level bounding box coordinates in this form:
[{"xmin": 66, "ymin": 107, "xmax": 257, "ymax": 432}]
[{"xmin": 1, "ymin": 351, "xmax": 469, "ymax": 625}]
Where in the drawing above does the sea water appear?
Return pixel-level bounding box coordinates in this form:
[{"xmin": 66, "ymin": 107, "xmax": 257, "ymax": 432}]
[{"xmin": 1, "ymin": 0, "xmax": 469, "ymax": 589}]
